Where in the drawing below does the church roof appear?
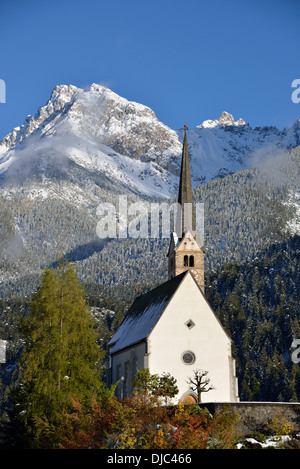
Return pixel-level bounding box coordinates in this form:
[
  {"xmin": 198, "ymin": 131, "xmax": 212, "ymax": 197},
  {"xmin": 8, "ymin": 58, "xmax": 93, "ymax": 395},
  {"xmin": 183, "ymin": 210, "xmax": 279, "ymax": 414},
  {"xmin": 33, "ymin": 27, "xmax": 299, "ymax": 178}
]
[{"xmin": 108, "ymin": 271, "xmax": 188, "ymax": 354}]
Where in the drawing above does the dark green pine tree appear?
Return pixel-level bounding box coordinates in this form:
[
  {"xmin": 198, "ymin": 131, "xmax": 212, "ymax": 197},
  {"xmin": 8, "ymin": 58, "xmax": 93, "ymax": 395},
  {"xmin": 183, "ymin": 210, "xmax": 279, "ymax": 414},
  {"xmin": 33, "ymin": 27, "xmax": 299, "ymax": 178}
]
[{"xmin": 14, "ymin": 260, "xmax": 104, "ymax": 448}]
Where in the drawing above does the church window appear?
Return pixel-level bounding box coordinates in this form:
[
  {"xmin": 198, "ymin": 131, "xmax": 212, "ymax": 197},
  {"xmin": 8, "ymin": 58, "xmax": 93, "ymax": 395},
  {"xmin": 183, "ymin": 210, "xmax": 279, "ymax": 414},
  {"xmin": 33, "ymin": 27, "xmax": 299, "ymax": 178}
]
[
  {"xmin": 131, "ymin": 352, "xmax": 138, "ymax": 377},
  {"xmin": 116, "ymin": 364, "xmax": 121, "ymax": 381},
  {"xmin": 181, "ymin": 351, "xmax": 196, "ymax": 365},
  {"xmin": 185, "ymin": 319, "xmax": 195, "ymax": 330},
  {"xmin": 184, "ymin": 255, "xmax": 188, "ymax": 266},
  {"xmin": 116, "ymin": 364, "xmax": 122, "ymax": 399},
  {"xmin": 124, "ymin": 361, "xmax": 129, "ymax": 397},
  {"xmin": 189, "ymin": 255, "xmax": 194, "ymax": 267},
  {"xmin": 133, "ymin": 357, "xmax": 138, "ymax": 376}
]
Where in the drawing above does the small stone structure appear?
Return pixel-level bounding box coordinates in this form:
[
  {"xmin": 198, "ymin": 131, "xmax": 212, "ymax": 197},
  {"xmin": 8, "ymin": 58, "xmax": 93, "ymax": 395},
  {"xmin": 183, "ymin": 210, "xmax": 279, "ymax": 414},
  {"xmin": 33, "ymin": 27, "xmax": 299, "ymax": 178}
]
[{"xmin": 198, "ymin": 402, "xmax": 300, "ymax": 436}]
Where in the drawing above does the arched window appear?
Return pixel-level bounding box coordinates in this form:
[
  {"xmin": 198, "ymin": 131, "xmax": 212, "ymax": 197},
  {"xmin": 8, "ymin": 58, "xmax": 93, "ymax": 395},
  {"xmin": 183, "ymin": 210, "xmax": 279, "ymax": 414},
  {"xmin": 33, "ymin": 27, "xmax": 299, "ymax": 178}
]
[
  {"xmin": 189, "ymin": 255, "xmax": 194, "ymax": 267},
  {"xmin": 184, "ymin": 255, "xmax": 189, "ymax": 266}
]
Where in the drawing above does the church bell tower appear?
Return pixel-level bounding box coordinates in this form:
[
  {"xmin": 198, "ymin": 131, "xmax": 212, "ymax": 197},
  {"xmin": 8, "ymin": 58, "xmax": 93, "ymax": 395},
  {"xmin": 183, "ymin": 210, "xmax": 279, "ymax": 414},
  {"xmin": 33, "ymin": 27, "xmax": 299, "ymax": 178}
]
[{"xmin": 167, "ymin": 125, "xmax": 204, "ymax": 292}]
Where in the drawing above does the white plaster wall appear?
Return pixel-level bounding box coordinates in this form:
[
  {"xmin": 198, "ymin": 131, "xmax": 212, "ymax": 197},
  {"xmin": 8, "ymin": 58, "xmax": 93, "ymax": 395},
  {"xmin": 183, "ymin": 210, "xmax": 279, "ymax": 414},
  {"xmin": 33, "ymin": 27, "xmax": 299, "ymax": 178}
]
[{"xmin": 147, "ymin": 272, "xmax": 238, "ymax": 402}]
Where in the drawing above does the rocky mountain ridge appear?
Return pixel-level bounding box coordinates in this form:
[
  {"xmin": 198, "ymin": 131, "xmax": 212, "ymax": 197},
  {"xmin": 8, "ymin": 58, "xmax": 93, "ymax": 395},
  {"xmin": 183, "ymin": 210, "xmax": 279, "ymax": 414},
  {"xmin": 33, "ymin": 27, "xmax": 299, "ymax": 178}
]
[{"xmin": 1, "ymin": 83, "xmax": 299, "ymax": 194}]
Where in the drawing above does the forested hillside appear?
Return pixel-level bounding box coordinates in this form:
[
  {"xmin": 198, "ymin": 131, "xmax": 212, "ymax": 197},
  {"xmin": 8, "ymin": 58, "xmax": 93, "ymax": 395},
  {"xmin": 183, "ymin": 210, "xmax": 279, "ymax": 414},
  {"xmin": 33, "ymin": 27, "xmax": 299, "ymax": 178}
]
[
  {"xmin": 0, "ymin": 147, "xmax": 299, "ymax": 300},
  {"xmin": 207, "ymin": 234, "xmax": 300, "ymax": 401},
  {"xmin": 0, "ymin": 147, "xmax": 299, "ymax": 413},
  {"xmin": 1, "ymin": 235, "xmax": 299, "ymax": 414}
]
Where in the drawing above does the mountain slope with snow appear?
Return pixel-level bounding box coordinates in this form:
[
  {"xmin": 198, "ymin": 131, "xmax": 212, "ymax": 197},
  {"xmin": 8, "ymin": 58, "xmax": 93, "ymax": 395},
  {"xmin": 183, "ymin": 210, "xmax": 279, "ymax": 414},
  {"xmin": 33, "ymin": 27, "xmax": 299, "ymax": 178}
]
[
  {"xmin": 0, "ymin": 83, "xmax": 299, "ymax": 299},
  {"xmin": 180, "ymin": 111, "xmax": 300, "ymax": 183},
  {"xmin": 0, "ymin": 83, "xmax": 299, "ymax": 198},
  {"xmin": 0, "ymin": 132, "xmax": 178, "ymax": 199}
]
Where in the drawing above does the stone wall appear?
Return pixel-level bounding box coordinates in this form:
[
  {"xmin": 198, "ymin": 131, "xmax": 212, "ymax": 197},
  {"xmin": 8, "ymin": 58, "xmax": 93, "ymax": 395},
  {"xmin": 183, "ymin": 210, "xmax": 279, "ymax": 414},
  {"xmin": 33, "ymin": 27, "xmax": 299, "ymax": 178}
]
[{"xmin": 198, "ymin": 402, "xmax": 300, "ymax": 437}]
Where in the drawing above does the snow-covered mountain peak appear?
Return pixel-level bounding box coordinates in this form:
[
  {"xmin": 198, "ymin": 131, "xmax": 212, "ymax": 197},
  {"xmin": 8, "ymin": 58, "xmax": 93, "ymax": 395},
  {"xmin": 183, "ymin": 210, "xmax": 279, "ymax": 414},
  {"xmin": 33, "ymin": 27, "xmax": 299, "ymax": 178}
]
[
  {"xmin": 85, "ymin": 83, "xmax": 155, "ymax": 116},
  {"xmin": 0, "ymin": 84, "xmax": 80, "ymax": 152},
  {"xmin": 219, "ymin": 111, "xmax": 246, "ymax": 126},
  {"xmin": 199, "ymin": 111, "xmax": 247, "ymax": 129},
  {"xmin": 0, "ymin": 82, "xmax": 299, "ymax": 199},
  {"xmin": 48, "ymin": 84, "xmax": 79, "ymax": 110},
  {"xmin": 0, "ymin": 83, "xmax": 182, "ymax": 173}
]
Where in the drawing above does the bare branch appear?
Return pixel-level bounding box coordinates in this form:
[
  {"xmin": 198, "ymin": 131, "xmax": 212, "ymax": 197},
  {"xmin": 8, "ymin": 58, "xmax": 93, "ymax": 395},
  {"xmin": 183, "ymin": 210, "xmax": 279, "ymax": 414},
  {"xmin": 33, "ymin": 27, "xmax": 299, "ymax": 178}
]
[{"xmin": 186, "ymin": 369, "xmax": 215, "ymax": 402}]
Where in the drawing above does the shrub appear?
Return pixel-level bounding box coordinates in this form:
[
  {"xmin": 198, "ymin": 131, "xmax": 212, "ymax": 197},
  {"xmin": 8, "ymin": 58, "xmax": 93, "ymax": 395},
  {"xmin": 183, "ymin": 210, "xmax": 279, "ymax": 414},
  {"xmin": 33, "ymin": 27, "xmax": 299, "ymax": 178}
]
[{"xmin": 59, "ymin": 397, "xmax": 240, "ymax": 449}]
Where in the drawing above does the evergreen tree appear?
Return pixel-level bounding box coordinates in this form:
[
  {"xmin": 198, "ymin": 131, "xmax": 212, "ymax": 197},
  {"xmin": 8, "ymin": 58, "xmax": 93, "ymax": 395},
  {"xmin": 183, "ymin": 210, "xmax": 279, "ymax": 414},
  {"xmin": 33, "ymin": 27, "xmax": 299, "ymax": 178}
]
[{"xmin": 12, "ymin": 260, "xmax": 104, "ymax": 448}]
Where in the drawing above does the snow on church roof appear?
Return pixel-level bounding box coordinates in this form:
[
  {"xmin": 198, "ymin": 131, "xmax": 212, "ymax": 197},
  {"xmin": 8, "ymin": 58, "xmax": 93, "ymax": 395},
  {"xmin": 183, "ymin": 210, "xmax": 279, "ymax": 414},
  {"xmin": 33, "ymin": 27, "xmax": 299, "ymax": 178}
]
[{"xmin": 108, "ymin": 271, "xmax": 188, "ymax": 354}]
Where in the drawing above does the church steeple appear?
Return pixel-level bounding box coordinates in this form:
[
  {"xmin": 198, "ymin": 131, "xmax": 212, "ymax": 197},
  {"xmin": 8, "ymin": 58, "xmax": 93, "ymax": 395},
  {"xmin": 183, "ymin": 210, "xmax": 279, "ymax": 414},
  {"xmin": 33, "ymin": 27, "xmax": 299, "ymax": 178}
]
[
  {"xmin": 176, "ymin": 125, "xmax": 195, "ymax": 238},
  {"xmin": 168, "ymin": 125, "xmax": 205, "ymax": 293}
]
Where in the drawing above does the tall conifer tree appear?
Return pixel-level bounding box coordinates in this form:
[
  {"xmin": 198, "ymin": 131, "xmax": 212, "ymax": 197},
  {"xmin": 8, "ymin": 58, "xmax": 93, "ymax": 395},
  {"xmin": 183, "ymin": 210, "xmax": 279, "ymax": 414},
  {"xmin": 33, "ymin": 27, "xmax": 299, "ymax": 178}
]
[{"xmin": 16, "ymin": 260, "xmax": 103, "ymax": 447}]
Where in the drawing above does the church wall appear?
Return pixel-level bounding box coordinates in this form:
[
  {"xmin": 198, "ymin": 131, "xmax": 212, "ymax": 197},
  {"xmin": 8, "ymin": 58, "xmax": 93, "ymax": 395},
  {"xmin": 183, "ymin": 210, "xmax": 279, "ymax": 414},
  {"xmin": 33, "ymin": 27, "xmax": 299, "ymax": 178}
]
[
  {"xmin": 110, "ymin": 341, "xmax": 146, "ymax": 398},
  {"xmin": 198, "ymin": 402, "xmax": 300, "ymax": 437},
  {"xmin": 147, "ymin": 273, "xmax": 239, "ymax": 403}
]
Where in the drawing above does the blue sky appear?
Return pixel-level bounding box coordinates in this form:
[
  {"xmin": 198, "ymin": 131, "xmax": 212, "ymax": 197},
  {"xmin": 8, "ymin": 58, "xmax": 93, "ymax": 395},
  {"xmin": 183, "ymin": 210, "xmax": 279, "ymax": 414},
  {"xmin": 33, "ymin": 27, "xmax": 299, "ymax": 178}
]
[{"xmin": 0, "ymin": 0, "xmax": 299, "ymax": 141}]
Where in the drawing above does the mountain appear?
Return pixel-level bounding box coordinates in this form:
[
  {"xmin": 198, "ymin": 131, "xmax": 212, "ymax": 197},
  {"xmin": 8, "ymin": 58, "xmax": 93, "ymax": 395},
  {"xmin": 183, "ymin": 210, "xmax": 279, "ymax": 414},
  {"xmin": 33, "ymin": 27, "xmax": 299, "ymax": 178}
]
[
  {"xmin": 1, "ymin": 83, "xmax": 300, "ymax": 196},
  {"xmin": 0, "ymin": 84, "xmax": 182, "ymax": 199},
  {"xmin": 0, "ymin": 83, "xmax": 299, "ymax": 299},
  {"xmin": 185, "ymin": 111, "xmax": 300, "ymax": 182}
]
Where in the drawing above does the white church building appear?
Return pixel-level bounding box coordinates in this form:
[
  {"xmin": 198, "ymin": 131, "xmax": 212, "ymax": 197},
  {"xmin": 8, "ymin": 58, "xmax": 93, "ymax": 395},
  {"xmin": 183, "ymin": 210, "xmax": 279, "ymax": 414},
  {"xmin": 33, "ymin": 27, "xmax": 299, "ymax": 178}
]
[{"xmin": 108, "ymin": 127, "xmax": 239, "ymax": 403}]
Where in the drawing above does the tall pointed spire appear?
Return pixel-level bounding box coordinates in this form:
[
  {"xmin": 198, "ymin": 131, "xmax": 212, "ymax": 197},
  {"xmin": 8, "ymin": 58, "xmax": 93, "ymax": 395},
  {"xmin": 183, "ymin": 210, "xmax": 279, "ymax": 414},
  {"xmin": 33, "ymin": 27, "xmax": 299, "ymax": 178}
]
[
  {"xmin": 168, "ymin": 124, "xmax": 204, "ymax": 291},
  {"xmin": 176, "ymin": 125, "xmax": 195, "ymax": 238}
]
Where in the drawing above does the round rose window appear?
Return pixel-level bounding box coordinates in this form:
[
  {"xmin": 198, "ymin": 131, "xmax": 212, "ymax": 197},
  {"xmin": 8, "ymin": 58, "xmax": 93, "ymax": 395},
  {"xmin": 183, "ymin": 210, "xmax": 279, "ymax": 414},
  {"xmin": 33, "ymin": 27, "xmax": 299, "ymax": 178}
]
[{"xmin": 181, "ymin": 351, "xmax": 196, "ymax": 365}]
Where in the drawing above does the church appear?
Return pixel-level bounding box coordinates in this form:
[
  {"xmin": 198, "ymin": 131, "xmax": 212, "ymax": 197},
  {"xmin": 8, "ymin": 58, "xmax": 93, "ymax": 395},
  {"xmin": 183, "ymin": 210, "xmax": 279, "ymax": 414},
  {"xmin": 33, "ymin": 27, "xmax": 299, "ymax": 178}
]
[{"xmin": 108, "ymin": 127, "xmax": 239, "ymax": 403}]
